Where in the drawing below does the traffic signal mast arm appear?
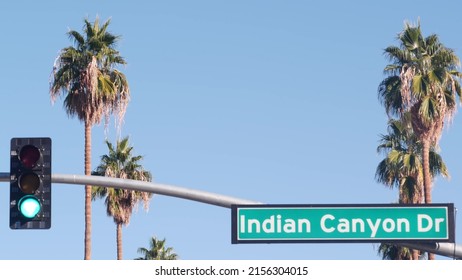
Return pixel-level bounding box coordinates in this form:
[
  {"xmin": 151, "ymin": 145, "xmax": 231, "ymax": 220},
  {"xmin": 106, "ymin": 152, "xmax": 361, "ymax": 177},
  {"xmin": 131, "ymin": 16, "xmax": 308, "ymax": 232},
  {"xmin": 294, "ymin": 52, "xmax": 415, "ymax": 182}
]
[
  {"xmin": 52, "ymin": 173, "xmax": 260, "ymax": 208},
  {"xmin": 0, "ymin": 172, "xmax": 459, "ymax": 259}
]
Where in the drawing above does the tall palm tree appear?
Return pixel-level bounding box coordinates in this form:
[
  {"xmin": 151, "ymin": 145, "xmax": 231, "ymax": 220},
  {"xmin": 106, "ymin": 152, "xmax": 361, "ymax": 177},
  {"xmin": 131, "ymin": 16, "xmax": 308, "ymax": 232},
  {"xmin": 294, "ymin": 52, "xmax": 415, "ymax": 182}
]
[
  {"xmin": 135, "ymin": 237, "xmax": 178, "ymax": 260},
  {"xmin": 50, "ymin": 17, "xmax": 130, "ymax": 260},
  {"xmin": 379, "ymin": 21, "xmax": 461, "ymax": 208},
  {"xmin": 375, "ymin": 117, "xmax": 448, "ymax": 260},
  {"xmin": 379, "ymin": 21, "xmax": 460, "ymax": 259},
  {"xmin": 92, "ymin": 136, "xmax": 152, "ymax": 260}
]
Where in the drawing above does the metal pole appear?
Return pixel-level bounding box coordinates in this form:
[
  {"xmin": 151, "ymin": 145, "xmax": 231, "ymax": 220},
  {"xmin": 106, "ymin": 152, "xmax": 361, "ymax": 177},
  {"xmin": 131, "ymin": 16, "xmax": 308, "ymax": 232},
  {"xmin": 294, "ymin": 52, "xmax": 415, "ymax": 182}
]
[
  {"xmin": 52, "ymin": 173, "xmax": 261, "ymax": 208},
  {"xmin": 399, "ymin": 242, "xmax": 462, "ymax": 259}
]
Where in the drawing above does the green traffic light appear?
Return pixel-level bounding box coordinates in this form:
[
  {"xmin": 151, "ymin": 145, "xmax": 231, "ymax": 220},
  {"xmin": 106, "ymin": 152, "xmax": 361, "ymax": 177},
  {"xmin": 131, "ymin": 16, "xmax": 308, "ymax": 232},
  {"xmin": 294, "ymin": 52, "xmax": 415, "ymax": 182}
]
[{"xmin": 18, "ymin": 196, "xmax": 41, "ymax": 218}]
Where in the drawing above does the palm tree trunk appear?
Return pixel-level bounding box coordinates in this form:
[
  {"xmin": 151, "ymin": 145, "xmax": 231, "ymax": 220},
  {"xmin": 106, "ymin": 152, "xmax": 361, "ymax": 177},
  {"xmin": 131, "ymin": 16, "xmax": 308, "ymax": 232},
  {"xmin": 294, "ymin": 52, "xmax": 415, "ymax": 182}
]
[
  {"xmin": 84, "ymin": 122, "xmax": 92, "ymax": 260},
  {"xmin": 412, "ymin": 250, "xmax": 419, "ymax": 260},
  {"xmin": 422, "ymin": 138, "xmax": 432, "ymax": 204},
  {"xmin": 422, "ymin": 138, "xmax": 435, "ymax": 260},
  {"xmin": 117, "ymin": 223, "xmax": 123, "ymax": 260}
]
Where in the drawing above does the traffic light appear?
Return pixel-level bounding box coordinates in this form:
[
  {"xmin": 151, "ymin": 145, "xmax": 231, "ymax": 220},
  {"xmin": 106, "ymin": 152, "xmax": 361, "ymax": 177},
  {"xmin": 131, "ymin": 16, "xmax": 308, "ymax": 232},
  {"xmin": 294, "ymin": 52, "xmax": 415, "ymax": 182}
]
[{"xmin": 10, "ymin": 137, "xmax": 52, "ymax": 229}]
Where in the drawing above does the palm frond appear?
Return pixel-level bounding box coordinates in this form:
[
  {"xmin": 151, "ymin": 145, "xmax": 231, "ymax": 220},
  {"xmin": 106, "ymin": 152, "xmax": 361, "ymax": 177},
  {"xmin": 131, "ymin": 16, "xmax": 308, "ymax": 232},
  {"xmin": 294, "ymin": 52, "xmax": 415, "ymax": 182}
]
[
  {"xmin": 50, "ymin": 17, "xmax": 130, "ymax": 128},
  {"xmin": 135, "ymin": 237, "xmax": 178, "ymax": 260},
  {"xmin": 67, "ymin": 30, "xmax": 85, "ymax": 49}
]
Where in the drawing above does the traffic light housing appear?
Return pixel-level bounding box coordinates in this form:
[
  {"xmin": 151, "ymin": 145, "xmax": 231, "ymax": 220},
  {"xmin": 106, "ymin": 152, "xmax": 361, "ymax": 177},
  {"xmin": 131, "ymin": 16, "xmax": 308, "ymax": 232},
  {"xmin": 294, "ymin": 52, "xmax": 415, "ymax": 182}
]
[{"xmin": 10, "ymin": 137, "xmax": 52, "ymax": 229}]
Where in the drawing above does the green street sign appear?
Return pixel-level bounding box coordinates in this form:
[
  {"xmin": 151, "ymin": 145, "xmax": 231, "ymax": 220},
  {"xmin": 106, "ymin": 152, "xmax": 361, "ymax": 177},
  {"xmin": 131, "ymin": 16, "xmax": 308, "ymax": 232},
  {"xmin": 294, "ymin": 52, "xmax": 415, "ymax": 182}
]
[{"xmin": 231, "ymin": 204, "xmax": 455, "ymax": 243}]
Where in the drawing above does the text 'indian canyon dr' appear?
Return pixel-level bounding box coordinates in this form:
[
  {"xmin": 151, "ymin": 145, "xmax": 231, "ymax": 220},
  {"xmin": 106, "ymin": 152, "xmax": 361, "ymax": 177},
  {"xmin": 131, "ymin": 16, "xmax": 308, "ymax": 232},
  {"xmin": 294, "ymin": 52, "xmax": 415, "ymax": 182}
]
[{"xmin": 231, "ymin": 204, "xmax": 455, "ymax": 243}]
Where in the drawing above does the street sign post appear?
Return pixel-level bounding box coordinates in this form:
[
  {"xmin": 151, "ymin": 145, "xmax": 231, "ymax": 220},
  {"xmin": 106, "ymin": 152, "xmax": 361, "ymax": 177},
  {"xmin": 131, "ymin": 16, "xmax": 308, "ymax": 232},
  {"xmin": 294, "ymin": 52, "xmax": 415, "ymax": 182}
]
[{"xmin": 232, "ymin": 204, "xmax": 455, "ymax": 244}]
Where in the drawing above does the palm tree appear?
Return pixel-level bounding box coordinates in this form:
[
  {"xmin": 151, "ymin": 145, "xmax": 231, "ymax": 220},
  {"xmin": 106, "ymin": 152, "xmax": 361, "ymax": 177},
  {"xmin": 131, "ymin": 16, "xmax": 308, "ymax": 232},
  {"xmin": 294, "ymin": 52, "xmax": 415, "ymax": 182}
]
[
  {"xmin": 379, "ymin": 21, "xmax": 461, "ymax": 208},
  {"xmin": 135, "ymin": 237, "xmax": 178, "ymax": 260},
  {"xmin": 378, "ymin": 243, "xmax": 412, "ymax": 260},
  {"xmin": 376, "ymin": 117, "xmax": 420, "ymax": 204},
  {"xmin": 376, "ymin": 117, "xmax": 449, "ymax": 203},
  {"xmin": 379, "ymin": 21, "xmax": 460, "ymax": 259},
  {"xmin": 50, "ymin": 17, "xmax": 130, "ymax": 260},
  {"xmin": 92, "ymin": 136, "xmax": 153, "ymax": 260},
  {"xmin": 375, "ymin": 117, "xmax": 448, "ymax": 259}
]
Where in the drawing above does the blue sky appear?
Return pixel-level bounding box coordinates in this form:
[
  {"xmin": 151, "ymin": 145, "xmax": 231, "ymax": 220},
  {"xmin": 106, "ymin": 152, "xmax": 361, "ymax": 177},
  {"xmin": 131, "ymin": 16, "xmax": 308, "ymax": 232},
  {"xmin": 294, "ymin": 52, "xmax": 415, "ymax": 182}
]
[{"xmin": 0, "ymin": 1, "xmax": 462, "ymax": 260}]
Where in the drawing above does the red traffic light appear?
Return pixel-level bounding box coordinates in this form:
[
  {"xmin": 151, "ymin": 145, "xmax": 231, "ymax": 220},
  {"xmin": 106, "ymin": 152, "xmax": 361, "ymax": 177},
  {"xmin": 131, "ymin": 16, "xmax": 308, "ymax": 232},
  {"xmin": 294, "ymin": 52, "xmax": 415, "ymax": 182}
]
[{"xmin": 19, "ymin": 145, "xmax": 40, "ymax": 169}]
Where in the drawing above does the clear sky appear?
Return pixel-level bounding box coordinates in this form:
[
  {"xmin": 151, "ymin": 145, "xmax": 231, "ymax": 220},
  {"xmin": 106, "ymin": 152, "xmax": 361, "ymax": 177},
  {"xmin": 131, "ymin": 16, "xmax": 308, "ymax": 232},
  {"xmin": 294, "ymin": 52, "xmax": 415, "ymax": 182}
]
[{"xmin": 0, "ymin": 0, "xmax": 461, "ymax": 260}]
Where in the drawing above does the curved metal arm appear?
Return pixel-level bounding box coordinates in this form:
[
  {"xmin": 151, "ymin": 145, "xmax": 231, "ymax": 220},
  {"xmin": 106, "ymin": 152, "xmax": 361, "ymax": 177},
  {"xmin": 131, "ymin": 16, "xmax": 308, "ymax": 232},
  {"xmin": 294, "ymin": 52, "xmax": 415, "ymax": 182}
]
[{"xmin": 52, "ymin": 173, "xmax": 261, "ymax": 208}]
